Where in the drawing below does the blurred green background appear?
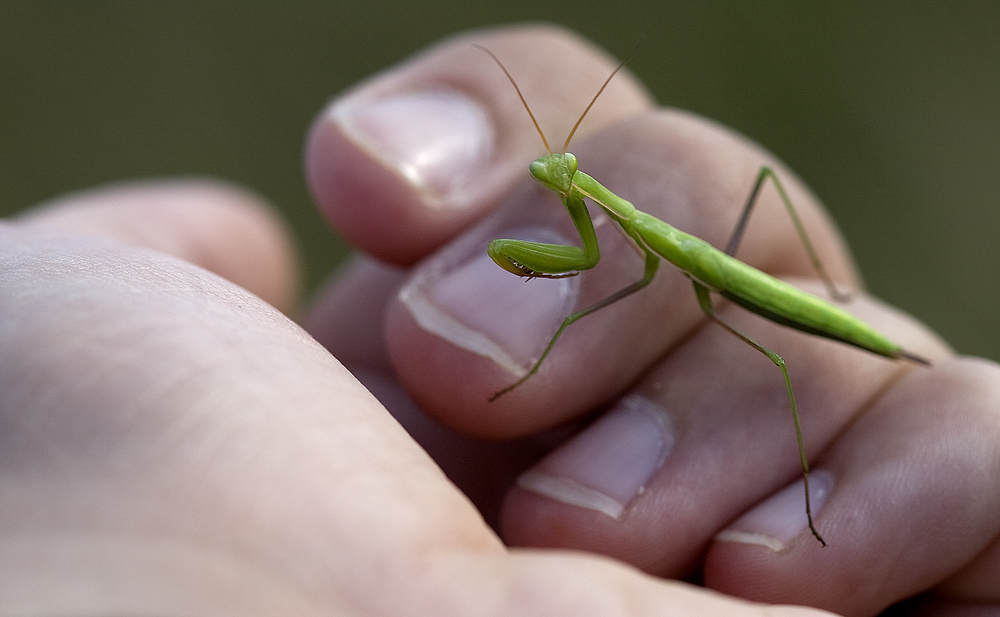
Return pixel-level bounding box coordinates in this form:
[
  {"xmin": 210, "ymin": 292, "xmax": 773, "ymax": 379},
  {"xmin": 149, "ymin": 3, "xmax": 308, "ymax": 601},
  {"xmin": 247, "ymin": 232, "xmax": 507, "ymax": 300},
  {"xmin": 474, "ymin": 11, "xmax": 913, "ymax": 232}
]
[{"xmin": 2, "ymin": 2, "xmax": 997, "ymax": 360}]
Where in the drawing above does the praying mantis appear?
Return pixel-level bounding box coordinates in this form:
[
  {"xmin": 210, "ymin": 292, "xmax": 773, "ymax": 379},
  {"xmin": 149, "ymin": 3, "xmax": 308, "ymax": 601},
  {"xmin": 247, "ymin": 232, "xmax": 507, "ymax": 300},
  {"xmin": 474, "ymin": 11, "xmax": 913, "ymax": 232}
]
[{"xmin": 476, "ymin": 45, "xmax": 929, "ymax": 546}]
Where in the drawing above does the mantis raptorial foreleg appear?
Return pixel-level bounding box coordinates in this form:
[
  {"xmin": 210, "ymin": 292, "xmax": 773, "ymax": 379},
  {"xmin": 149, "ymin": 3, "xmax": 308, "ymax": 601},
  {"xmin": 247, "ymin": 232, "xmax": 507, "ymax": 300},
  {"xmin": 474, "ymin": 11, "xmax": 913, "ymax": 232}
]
[{"xmin": 477, "ymin": 46, "xmax": 929, "ymax": 546}]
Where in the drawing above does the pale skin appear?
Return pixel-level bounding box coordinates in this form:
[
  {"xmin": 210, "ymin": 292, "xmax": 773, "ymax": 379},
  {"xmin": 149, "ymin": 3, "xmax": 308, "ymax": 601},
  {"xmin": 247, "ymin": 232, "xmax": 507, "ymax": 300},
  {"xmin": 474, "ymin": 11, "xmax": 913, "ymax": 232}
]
[{"xmin": 2, "ymin": 24, "xmax": 999, "ymax": 617}]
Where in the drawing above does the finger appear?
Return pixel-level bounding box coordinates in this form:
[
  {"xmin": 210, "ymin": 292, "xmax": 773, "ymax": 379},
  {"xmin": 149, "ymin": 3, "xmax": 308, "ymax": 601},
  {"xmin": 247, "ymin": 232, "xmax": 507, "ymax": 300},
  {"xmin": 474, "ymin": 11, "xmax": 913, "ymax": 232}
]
[
  {"xmin": 705, "ymin": 356, "xmax": 1000, "ymax": 615},
  {"xmin": 305, "ymin": 24, "xmax": 653, "ymax": 265},
  {"xmin": 500, "ymin": 280, "xmax": 949, "ymax": 575},
  {"xmin": 387, "ymin": 108, "xmax": 877, "ymax": 438},
  {"xmin": 13, "ymin": 178, "xmax": 297, "ymax": 311}
]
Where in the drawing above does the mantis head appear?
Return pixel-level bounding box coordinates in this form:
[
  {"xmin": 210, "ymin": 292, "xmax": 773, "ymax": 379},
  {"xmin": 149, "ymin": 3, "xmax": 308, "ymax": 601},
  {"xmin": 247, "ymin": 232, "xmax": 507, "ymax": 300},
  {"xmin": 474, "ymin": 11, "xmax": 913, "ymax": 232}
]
[{"xmin": 529, "ymin": 152, "xmax": 578, "ymax": 195}]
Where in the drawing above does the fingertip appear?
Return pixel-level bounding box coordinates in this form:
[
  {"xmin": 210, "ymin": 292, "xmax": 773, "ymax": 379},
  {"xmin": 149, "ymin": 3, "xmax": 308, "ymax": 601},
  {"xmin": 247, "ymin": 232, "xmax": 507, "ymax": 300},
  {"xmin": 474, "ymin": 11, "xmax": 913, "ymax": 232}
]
[
  {"xmin": 705, "ymin": 357, "xmax": 1000, "ymax": 614},
  {"xmin": 305, "ymin": 88, "xmax": 498, "ymax": 265},
  {"xmin": 305, "ymin": 24, "xmax": 653, "ymax": 266},
  {"xmin": 383, "ymin": 286, "xmax": 510, "ymax": 435},
  {"xmin": 384, "ymin": 265, "xmax": 583, "ymax": 439}
]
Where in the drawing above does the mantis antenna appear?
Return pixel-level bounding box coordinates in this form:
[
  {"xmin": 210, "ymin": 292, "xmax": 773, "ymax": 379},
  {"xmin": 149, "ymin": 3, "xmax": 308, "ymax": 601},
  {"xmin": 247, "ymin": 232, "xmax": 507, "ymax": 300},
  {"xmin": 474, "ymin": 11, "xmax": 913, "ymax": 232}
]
[{"xmin": 473, "ymin": 43, "xmax": 633, "ymax": 155}]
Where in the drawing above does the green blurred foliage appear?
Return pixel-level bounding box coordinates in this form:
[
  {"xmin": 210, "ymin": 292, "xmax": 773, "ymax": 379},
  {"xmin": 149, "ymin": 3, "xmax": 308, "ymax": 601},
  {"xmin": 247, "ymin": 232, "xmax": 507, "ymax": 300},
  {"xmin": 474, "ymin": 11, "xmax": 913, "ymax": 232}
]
[{"xmin": 1, "ymin": 2, "xmax": 998, "ymax": 359}]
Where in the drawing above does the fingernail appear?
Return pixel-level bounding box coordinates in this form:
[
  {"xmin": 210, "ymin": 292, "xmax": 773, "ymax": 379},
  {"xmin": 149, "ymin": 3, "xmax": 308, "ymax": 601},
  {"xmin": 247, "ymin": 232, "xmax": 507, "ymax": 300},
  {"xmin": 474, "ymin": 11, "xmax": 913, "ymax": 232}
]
[
  {"xmin": 333, "ymin": 89, "xmax": 493, "ymax": 205},
  {"xmin": 516, "ymin": 395, "xmax": 674, "ymax": 518},
  {"xmin": 399, "ymin": 228, "xmax": 578, "ymax": 375},
  {"xmin": 715, "ymin": 470, "xmax": 833, "ymax": 551}
]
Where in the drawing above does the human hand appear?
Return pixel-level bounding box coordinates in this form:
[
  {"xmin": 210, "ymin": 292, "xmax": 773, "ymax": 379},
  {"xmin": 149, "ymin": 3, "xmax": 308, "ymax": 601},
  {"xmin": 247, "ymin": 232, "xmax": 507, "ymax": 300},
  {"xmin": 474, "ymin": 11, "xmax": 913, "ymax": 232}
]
[
  {"xmin": 0, "ymin": 191, "xmax": 829, "ymax": 611},
  {"xmin": 306, "ymin": 24, "xmax": 1000, "ymax": 616}
]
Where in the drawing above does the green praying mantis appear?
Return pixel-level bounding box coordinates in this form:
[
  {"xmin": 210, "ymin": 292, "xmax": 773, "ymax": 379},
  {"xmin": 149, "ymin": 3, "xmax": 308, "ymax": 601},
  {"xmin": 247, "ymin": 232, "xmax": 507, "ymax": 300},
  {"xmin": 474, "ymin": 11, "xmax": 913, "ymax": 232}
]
[{"xmin": 476, "ymin": 45, "xmax": 929, "ymax": 546}]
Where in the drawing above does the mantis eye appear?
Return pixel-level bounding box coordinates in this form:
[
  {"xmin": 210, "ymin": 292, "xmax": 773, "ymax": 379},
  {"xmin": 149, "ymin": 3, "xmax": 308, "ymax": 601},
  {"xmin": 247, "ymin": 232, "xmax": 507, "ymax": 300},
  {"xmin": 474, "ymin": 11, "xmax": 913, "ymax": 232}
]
[{"xmin": 563, "ymin": 152, "xmax": 578, "ymax": 175}]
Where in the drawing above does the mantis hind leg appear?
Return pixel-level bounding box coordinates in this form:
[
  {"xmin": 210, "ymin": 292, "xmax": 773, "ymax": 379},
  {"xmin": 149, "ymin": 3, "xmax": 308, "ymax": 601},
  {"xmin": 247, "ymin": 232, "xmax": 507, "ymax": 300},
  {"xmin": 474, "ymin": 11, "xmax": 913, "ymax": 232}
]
[
  {"xmin": 693, "ymin": 281, "xmax": 827, "ymax": 546},
  {"xmin": 490, "ymin": 251, "xmax": 661, "ymax": 401},
  {"xmin": 725, "ymin": 166, "xmax": 851, "ymax": 303}
]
